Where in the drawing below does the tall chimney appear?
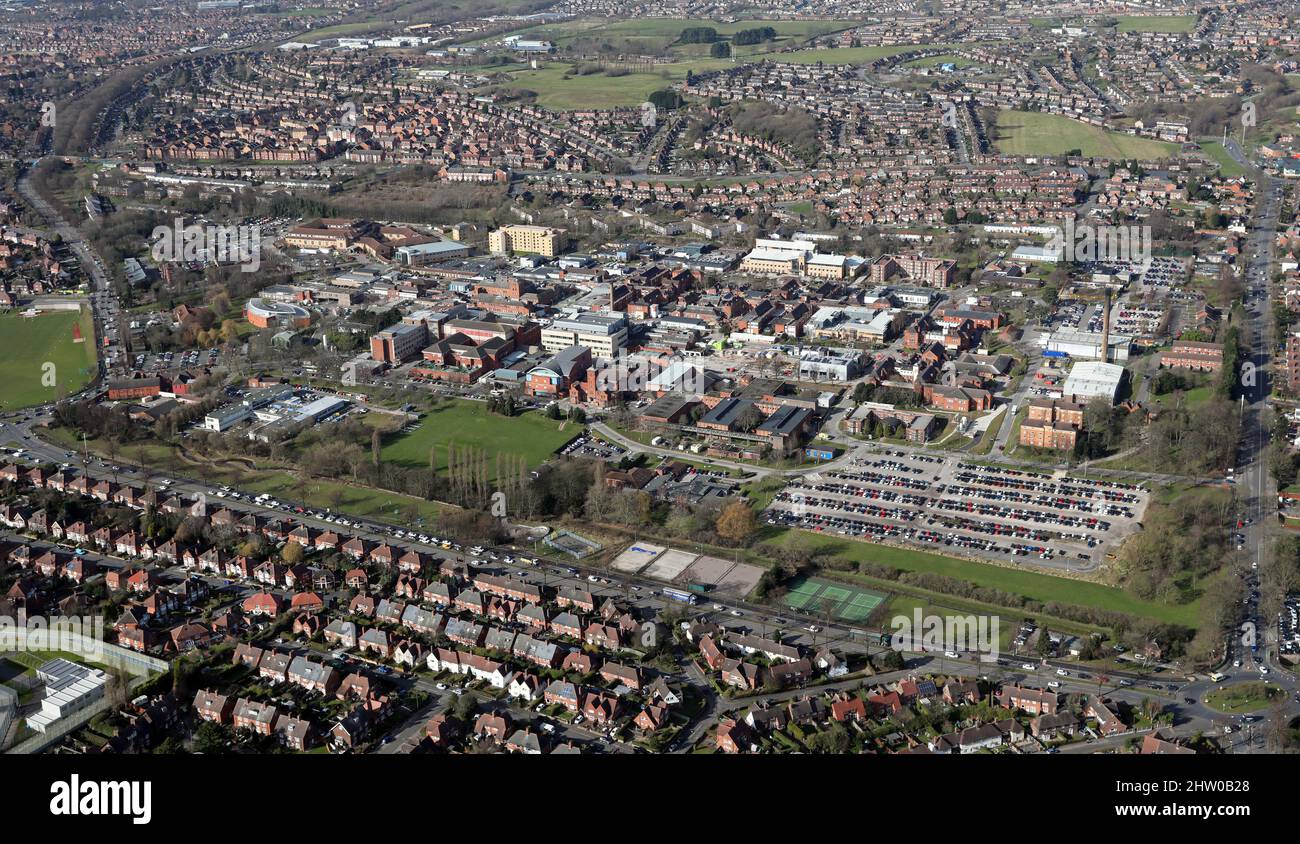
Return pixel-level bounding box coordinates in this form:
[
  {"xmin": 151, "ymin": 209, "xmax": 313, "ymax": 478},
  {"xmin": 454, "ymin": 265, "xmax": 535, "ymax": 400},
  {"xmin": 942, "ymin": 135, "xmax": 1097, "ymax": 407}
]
[{"xmin": 1099, "ymin": 288, "xmax": 1111, "ymax": 363}]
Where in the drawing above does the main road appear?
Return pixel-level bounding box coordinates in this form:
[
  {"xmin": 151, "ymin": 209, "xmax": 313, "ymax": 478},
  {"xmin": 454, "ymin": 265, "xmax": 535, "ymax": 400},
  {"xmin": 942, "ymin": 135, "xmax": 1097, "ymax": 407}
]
[{"xmin": 1201, "ymin": 138, "xmax": 1297, "ymax": 752}]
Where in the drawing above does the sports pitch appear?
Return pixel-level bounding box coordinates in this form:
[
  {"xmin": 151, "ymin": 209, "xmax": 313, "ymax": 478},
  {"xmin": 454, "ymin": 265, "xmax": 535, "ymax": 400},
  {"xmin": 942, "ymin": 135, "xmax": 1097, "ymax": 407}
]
[
  {"xmin": 380, "ymin": 399, "xmax": 577, "ymax": 478},
  {"xmin": 782, "ymin": 577, "xmax": 886, "ymax": 622},
  {"xmin": 0, "ymin": 308, "xmax": 97, "ymax": 410},
  {"xmin": 993, "ymin": 111, "xmax": 1178, "ymax": 159}
]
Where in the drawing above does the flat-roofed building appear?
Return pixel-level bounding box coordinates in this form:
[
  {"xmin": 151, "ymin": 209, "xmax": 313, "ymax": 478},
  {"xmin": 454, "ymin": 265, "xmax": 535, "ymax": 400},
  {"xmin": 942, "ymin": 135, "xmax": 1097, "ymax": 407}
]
[
  {"xmin": 1044, "ymin": 328, "xmax": 1131, "ymax": 362},
  {"xmin": 806, "ymin": 252, "xmax": 850, "ymax": 280},
  {"xmin": 1062, "ymin": 361, "xmax": 1125, "ymax": 405},
  {"xmin": 371, "ymin": 320, "xmax": 430, "ymax": 364},
  {"xmin": 798, "ymin": 347, "xmax": 865, "ymax": 382},
  {"xmin": 541, "ymin": 313, "xmax": 628, "ymax": 357},
  {"xmin": 488, "ymin": 225, "xmax": 569, "ymax": 258},
  {"xmin": 738, "ymin": 237, "xmax": 850, "ymax": 279},
  {"xmin": 26, "ymin": 659, "xmax": 108, "ymax": 733},
  {"xmin": 395, "ymin": 239, "xmax": 471, "ymax": 266}
]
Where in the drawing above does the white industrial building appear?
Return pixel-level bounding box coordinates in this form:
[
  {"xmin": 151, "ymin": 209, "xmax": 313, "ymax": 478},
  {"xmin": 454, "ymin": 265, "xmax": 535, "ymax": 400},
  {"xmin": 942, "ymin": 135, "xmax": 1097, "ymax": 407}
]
[
  {"xmin": 26, "ymin": 659, "xmax": 108, "ymax": 733},
  {"xmin": 798, "ymin": 347, "xmax": 865, "ymax": 382},
  {"xmin": 1062, "ymin": 361, "xmax": 1126, "ymax": 404},
  {"xmin": 1043, "ymin": 328, "xmax": 1132, "ymax": 362}
]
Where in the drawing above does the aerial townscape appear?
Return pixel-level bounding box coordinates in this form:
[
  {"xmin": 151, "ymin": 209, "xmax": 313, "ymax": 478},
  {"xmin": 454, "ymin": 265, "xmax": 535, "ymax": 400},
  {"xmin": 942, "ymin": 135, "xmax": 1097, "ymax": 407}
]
[{"xmin": 2, "ymin": 0, "xmax": 1300, "ymax": 793}]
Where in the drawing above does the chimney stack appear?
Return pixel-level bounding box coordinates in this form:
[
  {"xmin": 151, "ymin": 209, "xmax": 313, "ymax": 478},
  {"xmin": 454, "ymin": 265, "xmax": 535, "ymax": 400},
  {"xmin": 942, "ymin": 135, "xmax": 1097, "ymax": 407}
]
[{"xmin": 1099, "ymin": 288, "xmax": 1111, "ymax": 363}]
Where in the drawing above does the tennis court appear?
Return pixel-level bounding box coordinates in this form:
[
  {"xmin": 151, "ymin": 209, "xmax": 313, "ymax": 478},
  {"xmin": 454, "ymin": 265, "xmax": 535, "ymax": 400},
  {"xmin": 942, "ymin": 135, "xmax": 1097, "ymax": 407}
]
[{"xmin": 781, "ymin": 578, "xmax": 886, "ymax": 622}]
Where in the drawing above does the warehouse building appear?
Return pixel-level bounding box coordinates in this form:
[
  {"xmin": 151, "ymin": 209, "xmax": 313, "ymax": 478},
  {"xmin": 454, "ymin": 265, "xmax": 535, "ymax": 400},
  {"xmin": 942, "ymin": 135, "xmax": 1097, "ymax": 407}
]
[
  {"xmin": 1062, "ymin": 361, "xmax": 1126, "ymax": 405},
  {"xmin": 1043, "ymin": 328, "xmax": 1131, "ymax": 362}
]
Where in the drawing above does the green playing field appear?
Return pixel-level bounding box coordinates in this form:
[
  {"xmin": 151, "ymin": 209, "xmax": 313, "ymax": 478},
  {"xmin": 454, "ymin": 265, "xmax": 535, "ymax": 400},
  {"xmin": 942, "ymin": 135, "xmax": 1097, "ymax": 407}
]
[{"xmin": 0, "ymin": 308, "xmax": 97, "ymax": 410}]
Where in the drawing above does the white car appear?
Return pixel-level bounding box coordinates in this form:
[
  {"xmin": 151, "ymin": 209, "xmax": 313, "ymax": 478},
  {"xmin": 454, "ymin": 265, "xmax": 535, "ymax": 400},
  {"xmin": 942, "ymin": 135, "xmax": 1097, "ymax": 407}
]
[
  {"xmin": 1259, "ymin": 666, "xmax": 1270, "ymax": 675},
  {"xmin": 1021, "ymin": 663, "xmax": 1035, "ymax": 670},
  {"xmin": 730, "ymin": 610, "xmax": 743, "ymax": 617},
  {"xmin": 1056, "ymin": 668, "xmax": 1069, "ymax": 676},
  {"xmin": 943, "ymin": 651, "xmax": 959, "ymax": 659},
  {"xmin": 1047, "ymin": 681, "xmax": 1062, "ymax": 688}
]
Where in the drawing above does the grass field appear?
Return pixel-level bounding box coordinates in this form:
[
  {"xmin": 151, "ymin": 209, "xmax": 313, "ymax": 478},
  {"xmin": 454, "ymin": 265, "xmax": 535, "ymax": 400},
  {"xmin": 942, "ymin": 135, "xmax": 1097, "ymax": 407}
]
[
  {"xmin": 380, "ymin": 399, "xmax": 577, "ymax": 477},
  {"xmin": 1115, "ymin": 15, "xmax": 1196, "ymax": 33},
  {"xmin": 1197, "ymin": 140, "xmax": 1247, "ymax": 178},
  {"xmin": 776, "ymin": 530, "xmax": 1200, "ymax": 626},
  {"xmin": 487, "ymin": 38, "xmax": 973, "ymax": 107},
  {"xmin": 993, "ymin": 111, "xmax": 1179, "ymax": 159},
  {"xmin": 1152, "ymin": 384, "xmax": 1213, "ymax": 410},
  {"xmin": 294, "ymin": 22, "xmax": 385, "ymax": 42},
  {"xmin": 493, "ymin": 59, "xmax": 735, "ymax": 109},
  {"xmin": 0, "ymin": 308, "xmax": 97, "ymax": 411}
]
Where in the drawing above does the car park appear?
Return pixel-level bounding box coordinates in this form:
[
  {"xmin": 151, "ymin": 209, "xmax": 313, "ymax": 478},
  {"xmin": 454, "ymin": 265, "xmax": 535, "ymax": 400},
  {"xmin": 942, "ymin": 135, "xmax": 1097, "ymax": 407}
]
[{"xmin": 763, "ymin": 455, "xmax": 1147, "ymax": 565}]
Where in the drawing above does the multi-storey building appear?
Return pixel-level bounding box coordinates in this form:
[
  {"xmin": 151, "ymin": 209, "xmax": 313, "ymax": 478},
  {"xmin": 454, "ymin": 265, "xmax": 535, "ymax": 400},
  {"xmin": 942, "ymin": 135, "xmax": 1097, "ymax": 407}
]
[
  {"xmin": 541, "ymin": 313, "xmax": 628, "ymax": 357},
  {"xmin": 869, "ymin": 253, "xmax": 957, "ymax": 288},
  {"xmin": 1019, "ymin": 398, "xmax": 1084, "ymax": 451},
  {"xmin": 370, "ymin": 319, "xmax": 429, "ymax": 365},
  {"xmin": 488, "ymin": 225, "xmax": 569, "ymax": 257}
]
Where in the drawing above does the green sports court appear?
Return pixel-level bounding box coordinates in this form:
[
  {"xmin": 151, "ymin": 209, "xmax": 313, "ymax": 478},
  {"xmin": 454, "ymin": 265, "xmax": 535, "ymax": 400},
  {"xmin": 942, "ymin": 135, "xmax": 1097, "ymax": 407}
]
[{"xmin": 782, "ymin": 578, "xmax": 886, "ymax": 622}]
